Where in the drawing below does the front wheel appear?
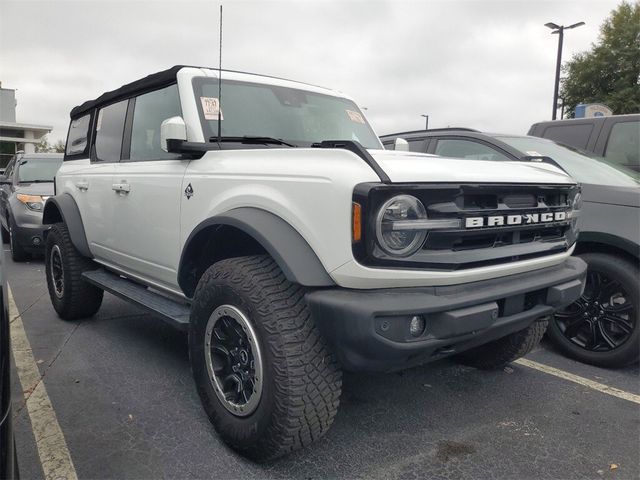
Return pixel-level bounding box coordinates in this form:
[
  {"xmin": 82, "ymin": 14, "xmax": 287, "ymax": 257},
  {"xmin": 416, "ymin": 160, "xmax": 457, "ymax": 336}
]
[
  {"xmin": 189, "ymin": 255, "xmax": 342, "ymax": 462},
  {"xmin": 547, "ymin": 253, "xmax": 639, "ymax": 368},
  {"xmin": 45, "ymin": 223, "xmax": 104, "ymax": 320},
  {"xmin": 454, "ymin": 321, "xmax": 547, "ymax": 370}
]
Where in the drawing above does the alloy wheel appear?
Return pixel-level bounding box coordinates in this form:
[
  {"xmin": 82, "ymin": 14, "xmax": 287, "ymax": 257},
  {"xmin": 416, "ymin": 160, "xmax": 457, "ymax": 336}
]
[
  {"xmin": 204, "ymin": 304, "xmax": 263, "ymax": 417},
  {"xmin": 554, "ymin": 270, "xmax": 635, "ymax": 352},
  {"xmin": 50, "ymin": 244, "xmax": 65, "ymax": 298}
]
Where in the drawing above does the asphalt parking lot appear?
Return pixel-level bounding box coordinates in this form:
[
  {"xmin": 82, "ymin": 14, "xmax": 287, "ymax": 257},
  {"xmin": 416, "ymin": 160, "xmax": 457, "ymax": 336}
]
[{"xmin": 8, "ymin": 250, "xmax": 640, "ymax": 480}]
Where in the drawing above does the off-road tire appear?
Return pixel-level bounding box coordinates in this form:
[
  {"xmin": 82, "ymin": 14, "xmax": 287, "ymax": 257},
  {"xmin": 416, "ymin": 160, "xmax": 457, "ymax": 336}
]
[
  {"xmin": 455, "ymin": 321, "xmax": 548, "ymax": 370},
  {"xmin": 9, "ymin": 218, "xmax": 28, "ymax": 262},
  {"xmin": 189, "ymin": 255, "xmax": 342, "ymax": 462},
  {"xmin": 45, "ymin": 223, "xmax": 103, "ymax": 320},
  {"xmin": 547, "ymin": 253, "xmax": 639, "ymax": 368}
]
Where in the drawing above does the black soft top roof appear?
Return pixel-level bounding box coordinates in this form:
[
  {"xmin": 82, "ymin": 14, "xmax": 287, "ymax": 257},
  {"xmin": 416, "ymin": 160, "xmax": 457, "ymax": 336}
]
[
  {"xmin": 70, "ymin": 65, "xmax": 185, "ymax": 119},
  {"xmin": 69, "ymin": 65, "xmax": 330, "ymax": 120}
]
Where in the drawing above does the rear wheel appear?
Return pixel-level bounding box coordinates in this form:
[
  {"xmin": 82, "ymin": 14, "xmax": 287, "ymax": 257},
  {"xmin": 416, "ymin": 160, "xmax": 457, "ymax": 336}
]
[
  {"xmin": 455, "ymin": 321, "xmax": 547, "ymax": 370},
  {"xmin": 189, "ymin": 255, "xmax": 342, "ymax": 461},
  {"xmin": 45, "ymin": 223, "xmax": 103, "ymax": 320},
  {"xmin": 547, "ymin": 253, "xmax": 639, "ymax": 368}
]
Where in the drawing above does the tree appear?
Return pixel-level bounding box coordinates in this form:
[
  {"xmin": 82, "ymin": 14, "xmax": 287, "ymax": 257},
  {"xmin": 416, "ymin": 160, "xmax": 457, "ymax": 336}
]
[
  {"xmin": 34, "ymin": 135, "xmax": 65, "ymax": 153},
  {"xmin": 53, "ymin": 140, "xmax": 65, "ymax": 153},
  {"xmin": 560, "ymin": 1, "xmax": 640, "ymax": 117},
  {"xmin": 35, "ymin": 136, "xmax": 51, "ymax": 153}
]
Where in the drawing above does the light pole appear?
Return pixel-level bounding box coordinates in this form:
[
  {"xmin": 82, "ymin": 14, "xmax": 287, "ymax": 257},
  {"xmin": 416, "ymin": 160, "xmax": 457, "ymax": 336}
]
[
  {"xmin": 421, "ymin": 114, "xmax": 429, "ymax": 130},
  {"xmin": 545, "ymin": 21, "xmax": 585, "ymax": 120}
]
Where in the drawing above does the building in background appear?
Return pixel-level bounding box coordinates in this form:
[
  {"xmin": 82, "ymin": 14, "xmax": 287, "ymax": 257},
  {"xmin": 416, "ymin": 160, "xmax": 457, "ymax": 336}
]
[{"xmin": 0, "ymin": 82, "xmax": 52, "ymax": 167}]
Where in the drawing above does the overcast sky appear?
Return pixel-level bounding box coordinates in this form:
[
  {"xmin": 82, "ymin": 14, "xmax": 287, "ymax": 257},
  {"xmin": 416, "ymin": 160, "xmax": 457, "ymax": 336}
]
[{"xmin": 0, "ymin": 0, "xmax": 622, "ymax": 142}]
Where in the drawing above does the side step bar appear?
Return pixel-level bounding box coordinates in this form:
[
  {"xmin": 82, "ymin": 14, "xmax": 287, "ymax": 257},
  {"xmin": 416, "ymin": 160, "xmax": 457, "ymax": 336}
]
[{"xmin": 82, "ymin": 269, "xmax": 190, "ymax": 331}]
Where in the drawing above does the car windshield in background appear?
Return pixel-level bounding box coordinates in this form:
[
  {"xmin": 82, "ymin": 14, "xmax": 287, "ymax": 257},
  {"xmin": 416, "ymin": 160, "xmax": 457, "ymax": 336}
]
[
  {"xmin": 193, "ymin": 78, "xmax": 381, "ymax": 149},
  {"xmin": 16, "ymin": 158, "xmax": 63, "ymax": 183},
  {"xmin": 494, "ymin": 136, "xmax": 639, "ymax": 187}
]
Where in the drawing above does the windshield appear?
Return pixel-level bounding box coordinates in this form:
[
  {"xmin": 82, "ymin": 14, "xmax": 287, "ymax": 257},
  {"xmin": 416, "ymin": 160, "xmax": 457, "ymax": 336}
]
[
  {"xmin": 494, "ymin": 136, "xmax": 639, "ymax": 187},
  {"xmin": 193, "ymin": 78, "xmax": 382, "ymax": 149},
  {"xmin": 16, "ymin": 157, "xmax": 63, "ymax": 183}
]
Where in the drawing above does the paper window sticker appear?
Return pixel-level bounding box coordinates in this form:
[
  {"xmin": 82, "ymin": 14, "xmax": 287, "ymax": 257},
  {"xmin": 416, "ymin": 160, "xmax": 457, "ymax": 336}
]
[
  {"xmin": 346, "ymin": 109, "xmax": 365, "ymax": 124},
  {"xmin": 96, "ymin": 110, "xmax": 103, "ymax": 131},
  {"xmin": 200, "ymin": 97, "xmax": 224, "ymax": 120}
]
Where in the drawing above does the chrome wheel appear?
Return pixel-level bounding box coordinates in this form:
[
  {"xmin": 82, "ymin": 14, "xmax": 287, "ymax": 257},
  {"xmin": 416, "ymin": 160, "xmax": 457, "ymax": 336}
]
[
  {"xmin": 50, "ymin": 244, "xmax": 65, "ymax": 299},
  {"xmin": 554, "ymin": 270, "xmax": 635, "ymax": 352},
  {"xmin": 204, "ymin": 304, "xmax": 263, "ymax": 417}
]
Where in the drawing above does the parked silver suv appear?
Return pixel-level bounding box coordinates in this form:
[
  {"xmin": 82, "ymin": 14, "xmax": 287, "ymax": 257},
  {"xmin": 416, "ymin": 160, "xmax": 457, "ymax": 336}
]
[{"xmin": 0, "ymin": 153, "xmax": 63, "ymax": 261}]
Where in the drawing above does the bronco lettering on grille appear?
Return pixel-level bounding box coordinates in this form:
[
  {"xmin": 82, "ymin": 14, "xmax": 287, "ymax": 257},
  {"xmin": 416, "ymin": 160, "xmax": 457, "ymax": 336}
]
[{"xmin": 465, "ymin": 211, "xmax": 568, "ymax": 229}]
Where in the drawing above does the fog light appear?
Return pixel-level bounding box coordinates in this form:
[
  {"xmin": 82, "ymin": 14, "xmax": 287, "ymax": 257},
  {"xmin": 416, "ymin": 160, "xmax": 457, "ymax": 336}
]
[{"xmin": 409, "ymin": 315, "xmax": 426, "ymax": 337}]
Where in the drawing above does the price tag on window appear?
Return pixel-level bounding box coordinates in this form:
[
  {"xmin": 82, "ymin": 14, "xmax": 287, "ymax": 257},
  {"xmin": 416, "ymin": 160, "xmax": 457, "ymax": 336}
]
[
  {"xmin": 346, "ymin": 109, "xmax": 365, "ymax": 124},
  {"xmin": 200, "ymin": 97, "xmax": 224, "ymax": 120}
]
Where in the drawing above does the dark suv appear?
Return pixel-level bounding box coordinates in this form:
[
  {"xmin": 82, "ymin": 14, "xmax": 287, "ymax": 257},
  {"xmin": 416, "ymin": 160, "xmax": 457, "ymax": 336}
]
[
  {"xmin": 528, "ymin": 114, "xmax": 640, "ymax": 172},
  {"xmin": 0, "ymin": 153, "xmax": 63, "ymax": 261},
  {"xmin": 381, "ymin": 129, "xmax": 639, "ymax": 367}
]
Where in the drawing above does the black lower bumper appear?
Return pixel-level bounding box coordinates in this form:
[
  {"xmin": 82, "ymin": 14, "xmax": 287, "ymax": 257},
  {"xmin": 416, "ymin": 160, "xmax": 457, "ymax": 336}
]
[
  {"xmin": 13, "ymin": 224, "xmax": 47, "ymax": 253},
  {"xmin": 307, "ymin": 257, "xmax": 587, "ymax": 372}
]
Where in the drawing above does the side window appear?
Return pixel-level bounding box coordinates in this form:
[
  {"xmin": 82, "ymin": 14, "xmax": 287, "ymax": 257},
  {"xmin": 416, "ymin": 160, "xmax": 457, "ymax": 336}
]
[
  {"xmin": 95, "ymin": 100, "xmax": 128, "ymax": 162},
  {"xmin": 541, "ymin": 124, "xmax": 594, "ymax": 149},
  {"xmin": 407, "ymin": 139, "xmax": 426, "ymax": 153},
  {"xmin": 66, "ymin": 114, "xmax": 91, "ymax": 156},
  {"xmin": 604, "ymin": 121, "xmax": 639, "ymax": 168},
  {"xmin": 434, "ymin": 139, "xmax": 511, "ymax": 161},
  {"xmin": 383, "ymin": 141, "xmax": 395, "ymax": 151},
  {"xmin": 129, "ymin": 84, "xmax": 181, "ymax": 161}
]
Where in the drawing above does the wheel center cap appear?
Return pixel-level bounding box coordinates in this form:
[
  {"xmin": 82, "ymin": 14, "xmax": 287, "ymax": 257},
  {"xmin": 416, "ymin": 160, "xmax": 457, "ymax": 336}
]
[{"xmin": 239, "ymin": 349, "xmax": 249, "ymax": 365}]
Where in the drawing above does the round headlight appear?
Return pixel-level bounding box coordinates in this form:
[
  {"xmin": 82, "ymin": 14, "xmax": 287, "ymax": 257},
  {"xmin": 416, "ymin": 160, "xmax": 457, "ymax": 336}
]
[{"xmin": 376, "ymin": 195, "xmax": 427, "ymax": 257}]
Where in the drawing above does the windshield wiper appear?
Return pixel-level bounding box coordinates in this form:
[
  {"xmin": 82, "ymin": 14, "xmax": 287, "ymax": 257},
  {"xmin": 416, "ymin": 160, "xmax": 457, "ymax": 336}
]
[
  {"xmin": 209, "ymin": 136, "xmax": 297, "ymax": 147},
  {"xmin": 19, "ymin": 179, "xmax": 53, "ymax": 183}
]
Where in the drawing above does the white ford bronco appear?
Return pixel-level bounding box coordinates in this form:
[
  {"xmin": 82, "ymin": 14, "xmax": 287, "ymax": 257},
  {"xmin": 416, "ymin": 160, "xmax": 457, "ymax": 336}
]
[{"xmin": 44, "ymin": 65, "xmax": 587, "ymax": 460}]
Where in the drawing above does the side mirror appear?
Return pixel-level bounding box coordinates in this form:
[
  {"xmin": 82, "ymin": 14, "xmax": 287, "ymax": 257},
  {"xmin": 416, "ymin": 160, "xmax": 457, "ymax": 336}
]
[
  {"xmin": 160, "ymin": 116, "xmax": 187, "ymax": 152},
  {"xmin": 394, "ymin": 137, "xmax": 410, "ymax": 152}
]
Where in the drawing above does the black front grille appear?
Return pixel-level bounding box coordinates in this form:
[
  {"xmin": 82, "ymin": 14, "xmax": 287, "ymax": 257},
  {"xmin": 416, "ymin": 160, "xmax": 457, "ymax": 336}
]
[
  {"xmin": 352, "ymin": 182, "xmax": 580, "ymax": 271},
  {"xmin": 425, "ymin": 225, "xmax": 569, "ymax": 251}
]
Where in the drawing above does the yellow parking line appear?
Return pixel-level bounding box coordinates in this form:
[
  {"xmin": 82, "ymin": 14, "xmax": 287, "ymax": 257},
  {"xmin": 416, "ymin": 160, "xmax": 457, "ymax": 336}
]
[
  {"xmin": 8, "ymin": 286, "xmax": 78, "ymax": 480},
  {"xmin": 515, "ymin": 358, "xmax": 640, "ymax": 405}
]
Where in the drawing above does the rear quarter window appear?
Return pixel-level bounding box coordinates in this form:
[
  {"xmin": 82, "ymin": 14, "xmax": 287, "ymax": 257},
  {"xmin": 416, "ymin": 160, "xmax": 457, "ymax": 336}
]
[
  {"xmin": 604, "ymin": 121, "xmax": 640, "ymax": 169},
  {"xmin": 540, "ymin": 124, "xmax": 594, "ymax": 150},
  {"xmin": 65, "ymin": 114, "xmax": 92, "ymax": 157}
]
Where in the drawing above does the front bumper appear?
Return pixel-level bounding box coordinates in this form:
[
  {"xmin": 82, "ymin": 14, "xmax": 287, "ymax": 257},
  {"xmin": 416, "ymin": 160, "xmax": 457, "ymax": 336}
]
[{"xmin": 307, "ymin": 256, "xmax": 586, "ymax": 372}]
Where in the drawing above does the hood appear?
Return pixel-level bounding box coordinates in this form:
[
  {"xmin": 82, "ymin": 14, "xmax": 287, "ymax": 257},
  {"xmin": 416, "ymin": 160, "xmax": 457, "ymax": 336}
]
[
  {"xmin": 14, "ymin": 182, "xmax": 55, "ymax": 196},
  {"xmin": 369, "ymin": 150, "xmax": 576, "ymax": 185},
  {"xmin": 581, "ymin": 183, "xmax": 640, "ymax": 208}
]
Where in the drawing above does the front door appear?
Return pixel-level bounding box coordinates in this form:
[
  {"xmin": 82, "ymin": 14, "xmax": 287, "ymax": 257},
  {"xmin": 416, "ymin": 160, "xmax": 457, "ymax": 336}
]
[{"xmin": 109, "ymin": 84, "xmax": 187, "ymax": 292}]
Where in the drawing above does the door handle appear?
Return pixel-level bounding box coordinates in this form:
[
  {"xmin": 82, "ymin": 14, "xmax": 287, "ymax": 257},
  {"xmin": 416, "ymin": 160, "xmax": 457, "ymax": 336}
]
[
  {"xmin": 112, "ymin": 183, "xmax": 131, "ymax": 194},
  {"xmin": 76, "ymin": 181, "xmax": 89, "ymax": 191}
]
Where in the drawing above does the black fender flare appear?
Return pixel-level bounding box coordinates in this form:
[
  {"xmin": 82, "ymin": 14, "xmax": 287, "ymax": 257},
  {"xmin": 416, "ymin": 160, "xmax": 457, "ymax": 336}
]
[
  {"xmin": 578, "ymin": 231, "xmax": 639, "ymax": 260},
  {"xmin": 178, "ymin": 208, "xmax": 335, "ymax": 294},
  {"xmin": 42, "ymin": 194, "xmax": 92, "ymax": 258}
]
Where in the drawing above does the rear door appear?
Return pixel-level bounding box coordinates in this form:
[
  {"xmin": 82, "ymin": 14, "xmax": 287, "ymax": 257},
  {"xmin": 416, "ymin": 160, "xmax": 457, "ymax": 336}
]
[
  {"xmin": 71, "ymin": 102, "xmax": 127, "ymax": 263},
  {"xmin": 109, "ymin": 84, "xmax": 187, "ymax": 291}
]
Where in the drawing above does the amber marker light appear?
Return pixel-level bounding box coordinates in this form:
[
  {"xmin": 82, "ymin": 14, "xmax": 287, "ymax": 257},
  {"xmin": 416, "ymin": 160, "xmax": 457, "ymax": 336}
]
[{"xmin": 352, "ymin": 202, "xmax": 362, "ymax": 242}]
